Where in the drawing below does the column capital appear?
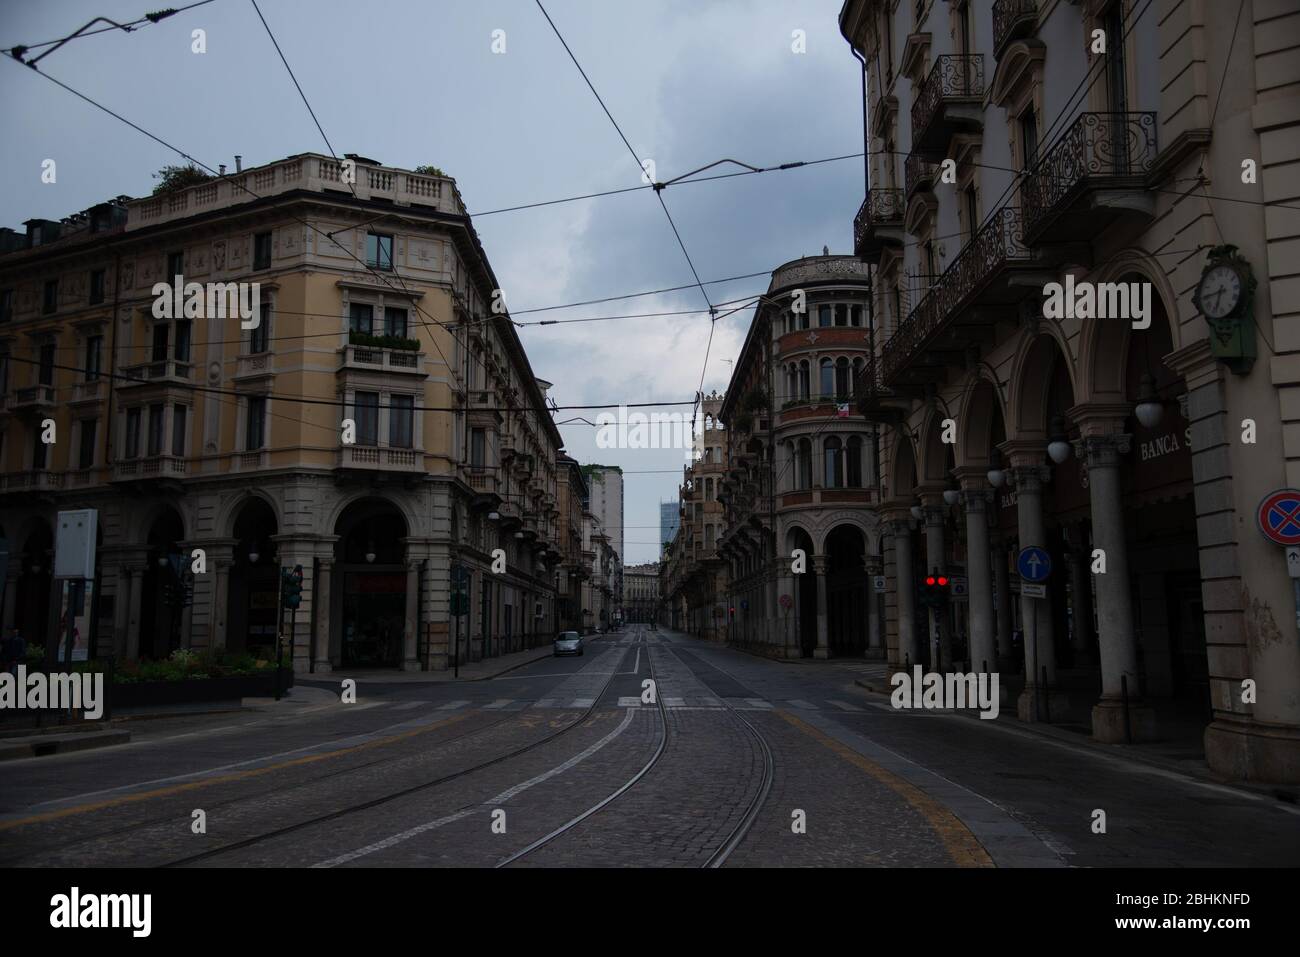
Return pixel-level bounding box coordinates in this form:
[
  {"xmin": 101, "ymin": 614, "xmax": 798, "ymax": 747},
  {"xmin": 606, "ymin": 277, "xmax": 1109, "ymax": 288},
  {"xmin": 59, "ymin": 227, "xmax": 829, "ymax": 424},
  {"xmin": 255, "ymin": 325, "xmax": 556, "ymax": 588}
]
[
  {"xmin": 961, "ymin": 488, "xmax": 992, "ymax": 513},
  {"xmin": 1072, "ymin": 432, "xmax": 1132, "ymax": 468},
  {"xmin": 998, "ymin": 439, "xmax": 1048, "ymax": 468},
  {"xmin": 812, "ymin": 555, "xmax": 828, "ymax": 573},
  {"xmin": 1008, "ymin": 464, "xmax": 1052, "ymax": 493}
]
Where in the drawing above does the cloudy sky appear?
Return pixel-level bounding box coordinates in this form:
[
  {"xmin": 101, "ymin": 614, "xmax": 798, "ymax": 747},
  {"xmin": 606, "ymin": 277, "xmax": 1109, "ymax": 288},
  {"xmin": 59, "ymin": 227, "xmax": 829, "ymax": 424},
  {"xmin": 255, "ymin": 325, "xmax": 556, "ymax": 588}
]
[{"xmin": 0, "ymin": 0, "xmax": 862, "ymax": 563}]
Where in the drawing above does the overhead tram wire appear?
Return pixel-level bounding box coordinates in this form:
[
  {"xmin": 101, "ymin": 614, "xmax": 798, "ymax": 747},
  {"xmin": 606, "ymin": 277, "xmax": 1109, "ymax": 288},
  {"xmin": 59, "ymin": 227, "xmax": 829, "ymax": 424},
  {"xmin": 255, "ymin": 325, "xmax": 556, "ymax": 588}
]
[
  {"xmin": 1, "ymin": 1, "xmax": 218, "ymax": 61},
  {"xmin": 531, "ymin": 0, "xmax": 720, "ymax": 430}
]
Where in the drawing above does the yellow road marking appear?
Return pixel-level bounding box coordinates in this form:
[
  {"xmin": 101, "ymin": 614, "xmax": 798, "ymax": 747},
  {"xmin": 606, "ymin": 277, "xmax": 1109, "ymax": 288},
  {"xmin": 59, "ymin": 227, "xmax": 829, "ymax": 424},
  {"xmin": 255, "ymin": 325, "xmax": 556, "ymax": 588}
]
[
  {"xmin": 777, "ymin": 710, "xmax": 994, "ymax": 868},
  {"xmin": 0, "ymin": 712, "xmax": 472, "ymax": 832}
]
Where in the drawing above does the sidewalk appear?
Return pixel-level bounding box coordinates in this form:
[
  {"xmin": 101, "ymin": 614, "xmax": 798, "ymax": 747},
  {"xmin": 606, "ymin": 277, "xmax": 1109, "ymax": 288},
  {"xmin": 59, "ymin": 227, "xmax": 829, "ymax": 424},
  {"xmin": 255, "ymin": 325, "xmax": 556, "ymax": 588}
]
[{"xmin": 296, "ymin": 641, "xmax": 565, "ymax": 685}]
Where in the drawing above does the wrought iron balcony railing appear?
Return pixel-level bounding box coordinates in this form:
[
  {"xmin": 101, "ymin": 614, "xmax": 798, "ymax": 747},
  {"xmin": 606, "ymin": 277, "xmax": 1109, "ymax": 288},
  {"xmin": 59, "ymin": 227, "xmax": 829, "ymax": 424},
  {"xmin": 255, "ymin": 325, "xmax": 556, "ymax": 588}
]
[
  {"xmin": 993, "ymin": 0, "xmax": 1037, "ymax": 58},
  {"xmin": 905, "ymin": 153, "xmax": 936, "ymax": 198},
  {"xmin": 911, "ymin": 54, "xmax": 985, "ymax": 153},
  {"xmin": 853, "ymin": 188, "xmax": 905, "ymax": 257},
  {"xmin": 1021, "ymin": 112, "xmax": 1157, "ymax": 238},
  {"xmin": 882, "ymin": 207, "xmax": 1029, "ymax": 383}
]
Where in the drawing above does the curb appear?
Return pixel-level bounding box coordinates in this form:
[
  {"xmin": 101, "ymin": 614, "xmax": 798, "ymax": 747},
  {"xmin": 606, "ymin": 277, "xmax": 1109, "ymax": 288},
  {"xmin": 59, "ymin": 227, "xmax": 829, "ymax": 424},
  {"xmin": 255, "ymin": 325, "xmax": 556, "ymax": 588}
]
[{"xmin": 0, "ymin": 728, "xmax": 131, "ymax": 761}]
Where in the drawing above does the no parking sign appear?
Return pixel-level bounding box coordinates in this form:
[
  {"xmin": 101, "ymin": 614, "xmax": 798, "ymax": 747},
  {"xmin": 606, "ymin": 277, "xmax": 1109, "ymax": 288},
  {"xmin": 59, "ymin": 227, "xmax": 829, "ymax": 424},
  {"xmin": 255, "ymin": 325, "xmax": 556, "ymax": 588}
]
[{"xmin": 1257, "ymin": 489, "xmax": 1300, "ymax": 546}]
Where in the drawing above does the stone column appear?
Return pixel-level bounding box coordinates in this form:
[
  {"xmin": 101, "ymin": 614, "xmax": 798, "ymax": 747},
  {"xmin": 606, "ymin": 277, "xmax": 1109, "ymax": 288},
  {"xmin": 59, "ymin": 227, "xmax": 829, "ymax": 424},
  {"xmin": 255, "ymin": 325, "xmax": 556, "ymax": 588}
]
[
  {"xmin": 125, "ymin": 564, "xmax": 145, "ymax": 660},
  {"xmin": 961, "ymin": 484, "xmax": 997, "ymax": 675},
  {"xmin": 813, "ymin": 555, "xmax": 829, "ymax": 659},
  {"xmin": 314, "ymin": 559, "xmax": 333, "ymax": 673},
  {"xmin": 991, "ymin": 535, "xmax": 1015, "ymax": 668},
  {"xmin": 1007, "ymin": 459, "xmax": 1059, "ymax": 721},
  {"xmin": 920, "ymin": 496, "xmax": 952, "ymax": 671},
  {"xmin": 1075, "ymin": 432, "xmax": 1153, "ymax": 741},
  {"xmin": 402, "ymin": 560, "xmax": 421, "ymax": 670},
  {"xmin": 866, "ymin": 558, "xmax": 884, "ymax": 658},
  {"xmin": 211, "ymin": 557, "xmax": 232, "ymax": 653},
  {"xmin": 890, "ymin": 518, "xmax": 920, "ymax": 669}
]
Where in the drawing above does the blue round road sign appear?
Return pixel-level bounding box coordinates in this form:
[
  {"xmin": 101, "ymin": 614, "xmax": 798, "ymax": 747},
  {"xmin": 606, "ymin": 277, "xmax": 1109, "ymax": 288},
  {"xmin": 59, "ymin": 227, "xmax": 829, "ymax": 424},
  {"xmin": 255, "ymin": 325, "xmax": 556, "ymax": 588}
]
[
  {"xmin": 1257, "ymin": 489, "xmax": 1300, "ymax": 546},
  {"xmin": 1017, "ymin": 546, "xmax": 1052, "ymax": 582}
]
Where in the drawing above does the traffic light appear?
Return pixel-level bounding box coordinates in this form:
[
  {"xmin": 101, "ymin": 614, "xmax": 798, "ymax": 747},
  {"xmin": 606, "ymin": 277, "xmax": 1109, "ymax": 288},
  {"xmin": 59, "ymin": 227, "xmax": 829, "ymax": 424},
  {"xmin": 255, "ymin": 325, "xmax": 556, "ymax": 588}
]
[
  {"xmin": 281, "ymin": 565, "xmax": 304, "ymax": 608},
  {"xmin": 921, "ymin": 569, "xmax": 950, "ymax": 608}
]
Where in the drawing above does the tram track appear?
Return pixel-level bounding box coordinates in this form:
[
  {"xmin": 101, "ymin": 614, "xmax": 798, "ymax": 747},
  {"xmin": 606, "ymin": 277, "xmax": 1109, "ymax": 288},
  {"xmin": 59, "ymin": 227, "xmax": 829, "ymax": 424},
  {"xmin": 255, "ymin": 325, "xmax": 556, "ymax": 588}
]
[{"xmin": 495, "ymin": 628, "xmax": 774, "ymax": 868}]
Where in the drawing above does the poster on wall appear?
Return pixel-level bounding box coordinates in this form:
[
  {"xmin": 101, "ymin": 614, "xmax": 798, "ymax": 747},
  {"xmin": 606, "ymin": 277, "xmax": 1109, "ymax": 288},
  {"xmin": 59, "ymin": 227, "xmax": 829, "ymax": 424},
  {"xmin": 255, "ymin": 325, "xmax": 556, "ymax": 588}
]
[{"xmin": 57, "ymin": 579, "xmax": 95, "ymax": 663}]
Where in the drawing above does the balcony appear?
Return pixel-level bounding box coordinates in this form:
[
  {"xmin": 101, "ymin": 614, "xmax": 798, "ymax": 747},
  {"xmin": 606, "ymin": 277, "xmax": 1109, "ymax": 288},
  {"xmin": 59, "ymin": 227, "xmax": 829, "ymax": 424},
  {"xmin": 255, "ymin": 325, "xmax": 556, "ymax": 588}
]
[
  {"xmin": 113, "ymin": 454, "xmax": 187, "ymax": 482},
  {"xmin": 993, "ymin": 0, "xmax": 1037, "ymax": 58},
  {"xmin": 335, "ymin": 444, "xmax": 422, "ymax": 473},
  {"xmin": 339, "ymin": 343, "xmax": 426, "ymax": 376},
  {"xmin": 911, "ymin": 55, "xmax": 985, "ymax": 155},
  {"xmin": 1021, "ymin": 112, "xmax": 1157, "ymax": 244},
  {"xmin": 11, "ymin": 384, "xmax": 56, "ymax": 412},
  {"xmin": 905, "ymin": 153, "xmax": 937, "ymax": 199},
  {"xmin": 0, "ymin": 469, "xmax": 63, "ymax": 493},
  {"xmin": 853, "ymin": 188, "xmax": 905, "ymax": 259},
  {"xmin": 234, "ymin": 352, "xmax": 275, "ymax": 381},
  {"xmin": 69, "ymin": 379, "xmax": 106, "ymax": 404},
  {"xmin": 883, "ymin": 207, "xmax": 1036, "ymax": 386},
  {"xmin": 120, "ymin": 359, "xmax": 193, "ymax": 386}
]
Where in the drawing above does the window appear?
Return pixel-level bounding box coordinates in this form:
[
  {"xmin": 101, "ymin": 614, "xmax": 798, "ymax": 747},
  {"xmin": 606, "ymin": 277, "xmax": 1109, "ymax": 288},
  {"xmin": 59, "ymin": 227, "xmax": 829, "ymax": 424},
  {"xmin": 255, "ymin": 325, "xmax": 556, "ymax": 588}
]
[
  {"xmin": 79, "ymin": 419, "xmax": 97, "ymax": 469},
  {"xmin": 353, "ymin": 392, "xmax": 378, "ymax": 446},
  {"xmin": 250, "ymin": 299, "xmax": 271, "ymax": 353},
  {"xmin": 847, "ymin": 436, "xmax": 864, "ymax": 487},
  {"xmin": 1020, "ymin": 107, "xmax": 1038, "ymax": 170},
  {"xmin": 964, "ymin": 185, "xmax": 979, "ymax": 240},
  {"xmin": 349, "ymin": 303, "xmax": 374, "ymax": 334},
  {"xmin": 850, "ymin": 305, "xmax": 863, "ymax": 327},
  {"xmin": 89, "ymin": 269, "xmax": 105, "ymax": 305},
  {"xmin": 835, "ymin": 357, "xmax": 851, "ymax": 399},
  {"xmin": 175, "ymin": 319, "xmax": 192, "ymax": 362},
  {"xmin": 254, "ymin": 232, "xmax": 272, "ymax": 271},
  {"xmin": 147, "ymin": 403, "xmax": 165, "ymax": 456},
  {"xmin": 834, "ymin": 304, "xmax": 848, "ymax": 327},
  {"xmin": 797, "ymin": 438, "xmax": 813, "ymax": 490},
  {"xmin": 172, "ymin": 404, "xmax": 187, "ymax": 457},
  {"xmin": 43, "ymin": 279, "xmax": 58, "ymax": 314},
  {"xmin": 798, "ymin": 309, "xmax": 810, "ymax": 331},
  {"xmin": 85, "ymin": 335, "xmax": 102, "ymax": 381},
  {"xmin": 798, "ymin": 360, "xmax": 810, "ymax": 400},
  {"xmin": 0, "ymin": 289, "xmax": 12, "ymax": 323},
  {"xmin": 38, "ymin": 343, "xmax": 55, "ymax": 385},
  {"xmin": 384, "ymin": 306, "xmax": 408, "ymax": 339},
  {"xmin": 818, "ymin": 305, "xmax": 832, "ymax": 328},
  {"xmin": 820, "ymin": 358, "xmax": 834, "ymax": 397},
  {"xmin": 366, "ymin": 233, "xmax": 394, "ymax": 271},
  {"xmin": 125, "ymin": 408, "xmax": 141, "ymax": 458},
  {"xmin": 152, "ymin": 324, "xmax": 169, "ymax": 362},
  {"xmin": 470, "ymin": 427, "xmax": 486, "ymax": 467},
  {"xmin": 245, "ymin": 396, "xmax": 266, "ymax": 450},
  {"xmin": 389, "ymin": 394, "xmax": 414, "ymax": 448},
  {"xmin": 33, "ymin": 429, "xmax": 47, "ymax": 470},
  {"xmin": 167, "ymin": 250, "xmax": 184, "ymax": 280},
  {"xmin": 824, "ymin": 436, "xmax": 843, "ymax": 488}
]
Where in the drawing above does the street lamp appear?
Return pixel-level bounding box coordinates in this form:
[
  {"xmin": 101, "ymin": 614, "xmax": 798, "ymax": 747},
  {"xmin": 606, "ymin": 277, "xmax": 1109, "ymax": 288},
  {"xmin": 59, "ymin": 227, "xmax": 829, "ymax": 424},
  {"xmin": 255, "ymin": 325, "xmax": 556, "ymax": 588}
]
[
  {"xmin": 1134, "ymin": 373, "xmax": 1164, "ymax": 428},
  {"xmin": 987, "ymin": 448, "xmax": 1007, "ymax": 489},
  {"xmin": 1047, "ymin": 416, "xmax": 1072, "ymax": 464},
  {"xmin": 364, "ymin": 539, "xmax": 376, "ymax": 564}
]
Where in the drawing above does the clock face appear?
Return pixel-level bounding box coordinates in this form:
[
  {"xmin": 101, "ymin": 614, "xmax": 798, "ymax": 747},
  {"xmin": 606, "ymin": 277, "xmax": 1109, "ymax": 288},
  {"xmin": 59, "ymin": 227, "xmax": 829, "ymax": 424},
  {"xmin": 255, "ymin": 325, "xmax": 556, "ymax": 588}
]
[{"xmin": 1198, "ymin": 263, "xmax": 1243, "ymax": 319}]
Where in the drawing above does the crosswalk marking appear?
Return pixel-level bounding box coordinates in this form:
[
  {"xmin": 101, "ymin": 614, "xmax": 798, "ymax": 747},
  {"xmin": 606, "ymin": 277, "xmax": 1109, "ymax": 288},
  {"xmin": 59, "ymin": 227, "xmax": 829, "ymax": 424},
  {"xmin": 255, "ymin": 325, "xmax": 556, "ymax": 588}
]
[
  {"xmin": 362, "ymin": 695, "xmax": 873, "ymax": 713},
  {"xmin": 745, "ymin": 698, "xmax": 773, "ymax": 709},
  {"xmin": 570, "ymin": 697, "xmax": 595, "ymax": 708},
  {"xmin": 664, "ymin": 696, "xmax": 685, "ymax": 707},
  {"xmin": 787, "ymin": 699, "xmax": 818, "ymax": 710},
  {"xmin": 483, "ymin": 699, "xmax": 513, "ymax": 710},
  {"xmin": 391, "ymin": 701, "xmax": 426, "ymax": 711},
  {"xmin": 437, "ymin": 700, "xmax": 471, "ymax": 710},
  {"xmin": 827, "ymin": 700, "xmax": 864, "ymax": 712},
  {"xmin": 617, "ymin": 696, "xmax": 641, "ymax": 707}
]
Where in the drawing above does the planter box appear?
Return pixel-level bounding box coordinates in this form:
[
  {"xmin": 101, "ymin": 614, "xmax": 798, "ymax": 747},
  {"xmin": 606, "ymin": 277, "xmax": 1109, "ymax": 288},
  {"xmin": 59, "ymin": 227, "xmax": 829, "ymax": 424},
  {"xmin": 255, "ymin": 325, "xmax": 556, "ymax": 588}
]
[{"xmin": 111, "ymin": 669, "xmax": 294, "ymax": 707}]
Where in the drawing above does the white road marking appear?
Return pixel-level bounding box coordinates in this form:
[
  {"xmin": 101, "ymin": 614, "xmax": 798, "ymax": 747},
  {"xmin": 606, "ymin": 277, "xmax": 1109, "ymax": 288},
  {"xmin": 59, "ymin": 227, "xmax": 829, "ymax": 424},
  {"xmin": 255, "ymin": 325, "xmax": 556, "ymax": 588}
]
[
  {"xmin": 617, "ymin": 696, "xmax": 642, "ymax": 707},
  {"xmin": 745, "ymin": 698, "xmax": 773, "ymax": 710},
  {"xmin": 436, "ymin": 700, "xmax": 471, "ymax": 711},
  {"xmin": 482, "ymin": 699, "xmax": 514, "ymax": 710},
  {"xmin": 569, "ymin": 698, "xmax": 595, "ymax": 708},
  {"xmin": 787, "ymin": 699, "xmax": 818, "ymax": 710},
  {"xmin": 532, "ymin": 698, "xmax": 556, "ymax": 709},
  {"xmin": 664, "ymin": 697, "xmax": 685, "ymax": 708},
  {"xmin": 314, "ymin": 708, "xmax": 638, "ymax": 867},
  {"xmin": 827, "ymin": 700, "xmax": 864, "ymax": 712},
  {"xmin": 391, "ymin": 701, "xmax": 426, "ymax": 711}
]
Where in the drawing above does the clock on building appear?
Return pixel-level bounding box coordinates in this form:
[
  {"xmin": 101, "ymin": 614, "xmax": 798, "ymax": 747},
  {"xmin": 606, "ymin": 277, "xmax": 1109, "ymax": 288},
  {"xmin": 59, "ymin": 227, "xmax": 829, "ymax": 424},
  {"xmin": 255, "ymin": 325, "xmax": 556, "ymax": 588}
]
[{"xmin": 1192, "ymin": 244, "xmax": 1256, "ymax": 375}]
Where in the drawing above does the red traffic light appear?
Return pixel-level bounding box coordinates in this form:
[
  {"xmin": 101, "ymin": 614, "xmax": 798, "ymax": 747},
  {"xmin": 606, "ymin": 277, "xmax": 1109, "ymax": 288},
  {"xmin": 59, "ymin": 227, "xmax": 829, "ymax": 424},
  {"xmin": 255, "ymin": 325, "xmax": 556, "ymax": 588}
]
[
  {"xmin": 925, "ymin": 576, "xmax": 936, "ymax": 586},
  {"xmin": 938, "ymin": 576, "xmax": 949, "ymax": 586}
]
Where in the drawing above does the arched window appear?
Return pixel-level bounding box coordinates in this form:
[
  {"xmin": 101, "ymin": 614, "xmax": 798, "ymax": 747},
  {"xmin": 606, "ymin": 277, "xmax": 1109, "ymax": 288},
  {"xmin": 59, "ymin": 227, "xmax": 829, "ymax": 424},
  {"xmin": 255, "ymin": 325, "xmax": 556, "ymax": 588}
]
[
  {"xmin": 850, "ymin": 304, "xmax": 863, "ymax": 327},
  {"xmin": 846, "ymin": 435, "xmax": 863, "ymax": 487},
  {"xmin": 818, "ymin": 305, "xmax": 832, "ymax": 328},
  {"xmin": 820, "ymin": 358, "xmax": 834, "ymax": 397},
  {"xmin": 835, "ymin": 357, "xmax": 851, "ymax": 399},
  {"xmin": 798, "ymin": 360, "xmax": 810, "ymax": 399},
  {"xmin": 797, "ymin": 437, "xmax": 813, "ymax": 490},
  {"xmin": 783, "ymin": 440, "xmax": 795, "ymax": 491},
  {"xmin": 824, "ymin": 436, "xmax": 843, "ymax": 488},
  {"xmin": 834, "ymin": 304, "xmax": 848, "ymax": 327},
  {"xmin": 852, "ymin": 357, "xmax": 865, "ymax": 394}
]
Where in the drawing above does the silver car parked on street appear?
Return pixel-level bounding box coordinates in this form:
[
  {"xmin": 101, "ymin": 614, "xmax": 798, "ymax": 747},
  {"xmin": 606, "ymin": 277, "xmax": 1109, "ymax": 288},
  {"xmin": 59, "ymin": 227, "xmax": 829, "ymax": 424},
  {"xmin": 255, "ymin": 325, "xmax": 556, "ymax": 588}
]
[{"xmin": 553, "ymin": 630, "xmax": 584, "ymax": 657}]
